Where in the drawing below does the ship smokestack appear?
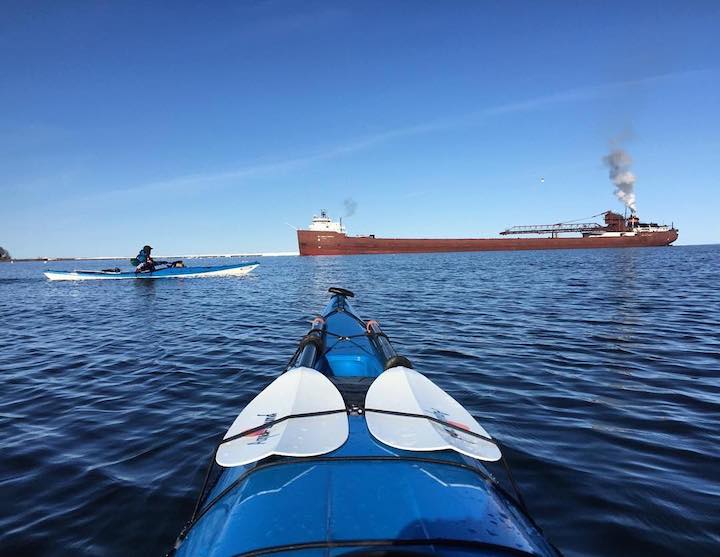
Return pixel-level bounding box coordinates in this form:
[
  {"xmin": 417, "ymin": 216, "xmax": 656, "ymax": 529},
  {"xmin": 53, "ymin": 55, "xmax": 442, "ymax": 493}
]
[{"xmin": 602, "ymin": 148, "xmax": 637, "ymax": 214}]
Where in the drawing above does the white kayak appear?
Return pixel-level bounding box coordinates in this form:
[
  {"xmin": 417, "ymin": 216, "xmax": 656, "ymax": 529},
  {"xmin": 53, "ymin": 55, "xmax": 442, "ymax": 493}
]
[{"xmin": 44, "ymin": 262, "xmax": 259, "ymax": 281}]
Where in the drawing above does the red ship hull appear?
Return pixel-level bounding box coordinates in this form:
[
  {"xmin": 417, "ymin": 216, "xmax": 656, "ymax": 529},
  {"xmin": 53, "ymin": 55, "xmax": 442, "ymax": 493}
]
[{"xmin": 297, "ymin": 229, "xmax": 679, "ymax": 256}]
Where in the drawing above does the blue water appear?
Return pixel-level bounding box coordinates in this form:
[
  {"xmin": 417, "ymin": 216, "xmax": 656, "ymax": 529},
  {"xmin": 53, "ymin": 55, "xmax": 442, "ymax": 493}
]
[{"xmin": 1, "ymin": 246, "xmax": 718, "ymax": 557}]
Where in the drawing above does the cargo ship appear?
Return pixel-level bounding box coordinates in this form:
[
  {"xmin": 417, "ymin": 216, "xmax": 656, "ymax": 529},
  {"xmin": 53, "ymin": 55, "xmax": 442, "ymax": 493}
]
[{"xmin": 297, "ymin": 210, "xmax": 678, "ymax": 256}]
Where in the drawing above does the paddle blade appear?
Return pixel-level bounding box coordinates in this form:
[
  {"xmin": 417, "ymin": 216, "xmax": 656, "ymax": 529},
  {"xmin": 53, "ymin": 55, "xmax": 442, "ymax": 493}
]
[
  {"xmin": 365, "ymin": 366, "xmax": 501, "ymax": 462},
  {"xmin": 216, "ymin": 367, "xmax": 348, "ymax": 467}
]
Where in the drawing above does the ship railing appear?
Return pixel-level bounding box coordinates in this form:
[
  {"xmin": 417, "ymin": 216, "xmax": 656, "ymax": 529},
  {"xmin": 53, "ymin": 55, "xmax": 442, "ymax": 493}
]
[{"xmin": 500, "ymin": 222, "xmax": 604, "ymax": 235}]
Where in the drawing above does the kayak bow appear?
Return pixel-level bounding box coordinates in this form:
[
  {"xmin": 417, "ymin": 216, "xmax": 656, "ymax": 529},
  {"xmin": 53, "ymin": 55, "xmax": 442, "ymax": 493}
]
[
  {"xmin": 44, "ymin": 262, "xmax": 259, "ymax": 281},
  {"xmin": 170, "ymin": 288, "xmax": 561, "ymax": 557}
]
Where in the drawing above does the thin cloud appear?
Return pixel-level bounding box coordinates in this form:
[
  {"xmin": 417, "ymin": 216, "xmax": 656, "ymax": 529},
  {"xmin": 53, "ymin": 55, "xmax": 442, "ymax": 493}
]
[{"xmin": 72, "ymin": 69, "xmax": 711, "ymax": 203}]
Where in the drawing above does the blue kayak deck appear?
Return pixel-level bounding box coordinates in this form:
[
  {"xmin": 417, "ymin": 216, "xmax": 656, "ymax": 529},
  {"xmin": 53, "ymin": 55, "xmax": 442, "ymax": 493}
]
[
  {"xmin": 173, "ymin": 294, "xmax": 559, "ymax": 557},
  {"xmin": 178, "ymin": 417, "xmax": 554, "ymax": 557}
]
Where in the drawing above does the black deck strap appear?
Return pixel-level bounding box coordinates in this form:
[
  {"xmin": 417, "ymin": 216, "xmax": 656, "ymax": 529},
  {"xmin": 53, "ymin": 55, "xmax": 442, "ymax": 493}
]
[
  {"xmin": 324, "ymin": 331, "xmax": 368, "ymax": 339},
  {"xmin": 283, "ymin": 344, "xmax": 303, "ymax": 371},
  {"xmin": 219, "ymin": 409, "xmax": 348, "ymax": 446},
  {"xmin": 500, "ymin": 452, "xmax": 529, "ymax": 515},
  {"xmin": 231, "ymin": 538, "xmax": 541, "ymax": 557},
  {"xmin": 190, "ymin": 435, "xmax": 225, "ymax": 521},
  {"xmin": 363, "ymin": 408, "xmax": 497, "ymax": 445},
  {"xmin": 322, "ymin": 334, "xmax": 377, "ymax": 359}
]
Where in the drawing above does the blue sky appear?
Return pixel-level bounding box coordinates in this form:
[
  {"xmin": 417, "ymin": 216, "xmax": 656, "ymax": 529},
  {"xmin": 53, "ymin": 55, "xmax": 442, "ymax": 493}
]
[{"xmin": 2, "ymin": 1, "xmax": 719, "ymax": 257}]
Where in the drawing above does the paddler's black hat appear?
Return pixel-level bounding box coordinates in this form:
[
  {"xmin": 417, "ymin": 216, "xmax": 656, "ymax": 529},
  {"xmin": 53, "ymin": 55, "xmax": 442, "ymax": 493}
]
[{"xmin": 143, "ymin": 245, "xmax": 152, "ymax": 253}]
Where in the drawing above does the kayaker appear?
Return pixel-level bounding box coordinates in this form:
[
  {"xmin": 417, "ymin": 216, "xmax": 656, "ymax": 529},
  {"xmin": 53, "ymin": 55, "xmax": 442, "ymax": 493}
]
[{"xmin": 135, "ymin": 245, "xmax": 156, "ymax": 273}]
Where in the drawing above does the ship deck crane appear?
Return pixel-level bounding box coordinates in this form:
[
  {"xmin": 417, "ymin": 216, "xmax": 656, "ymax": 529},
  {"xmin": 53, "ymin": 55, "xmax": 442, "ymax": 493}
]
[{"xmin": 499, "ymin": 222, "xmax": 604, "ymax": 236}]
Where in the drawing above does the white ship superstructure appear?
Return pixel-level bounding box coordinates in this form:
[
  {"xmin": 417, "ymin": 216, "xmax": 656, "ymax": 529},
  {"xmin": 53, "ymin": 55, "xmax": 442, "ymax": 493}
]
[{"xmin": 308, "ymin": 210, "xmax": 346, "ymax": 233}]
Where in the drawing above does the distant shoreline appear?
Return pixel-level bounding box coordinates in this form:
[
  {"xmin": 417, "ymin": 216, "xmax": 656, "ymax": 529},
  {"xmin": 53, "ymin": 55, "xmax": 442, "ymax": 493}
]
[
  {"xmin": 2, "ymin": 245, "xmax": 718, "ymax": 263},
  {"xmin": 1, "ymin": 252, "xmax": 299, "ymax": 262}
]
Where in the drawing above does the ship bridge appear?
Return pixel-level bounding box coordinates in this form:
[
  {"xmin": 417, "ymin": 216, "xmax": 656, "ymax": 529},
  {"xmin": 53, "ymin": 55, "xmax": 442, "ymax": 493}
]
[{"xmin": 308, "ymin": 210, "xmax": 346, "ymax": 233}]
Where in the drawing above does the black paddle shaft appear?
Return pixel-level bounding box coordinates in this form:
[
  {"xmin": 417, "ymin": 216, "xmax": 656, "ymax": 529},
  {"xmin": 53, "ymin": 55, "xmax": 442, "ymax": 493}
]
[{"xmin": 295, "ymin": 317, "xmax": 326, "ymax": 368}]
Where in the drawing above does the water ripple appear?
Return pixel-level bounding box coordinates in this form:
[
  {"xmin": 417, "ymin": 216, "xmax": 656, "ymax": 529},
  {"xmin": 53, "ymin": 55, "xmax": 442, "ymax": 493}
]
[{"xmin": 1, "ymin": 247, "xmax": 718, "ymax": 556}]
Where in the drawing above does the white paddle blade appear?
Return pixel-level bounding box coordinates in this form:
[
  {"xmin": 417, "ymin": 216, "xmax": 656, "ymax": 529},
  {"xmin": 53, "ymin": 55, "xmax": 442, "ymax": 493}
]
[
  {"xmin": 365, "ymin": 366, "xmax": 501, "ymax": 462},
  {"xmin": 216, "ymin": 367, "xmax": 348, "ymax": 467}
]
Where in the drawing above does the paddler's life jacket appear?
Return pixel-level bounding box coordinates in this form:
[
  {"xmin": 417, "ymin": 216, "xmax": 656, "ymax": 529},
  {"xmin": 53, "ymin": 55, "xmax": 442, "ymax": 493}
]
[{"xmin": 130, "ymin": 249, "xmax": 149, "ymax": 267}]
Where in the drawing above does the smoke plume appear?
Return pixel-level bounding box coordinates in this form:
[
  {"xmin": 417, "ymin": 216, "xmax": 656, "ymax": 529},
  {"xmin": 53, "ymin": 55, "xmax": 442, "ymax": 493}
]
[
  {"xmin": 343, "ymin": 198, "xmax": 357, "ymax": 218},
  {"xmin": 602, "ymin": 148, "xmax": 636, "ymax": 213}
]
